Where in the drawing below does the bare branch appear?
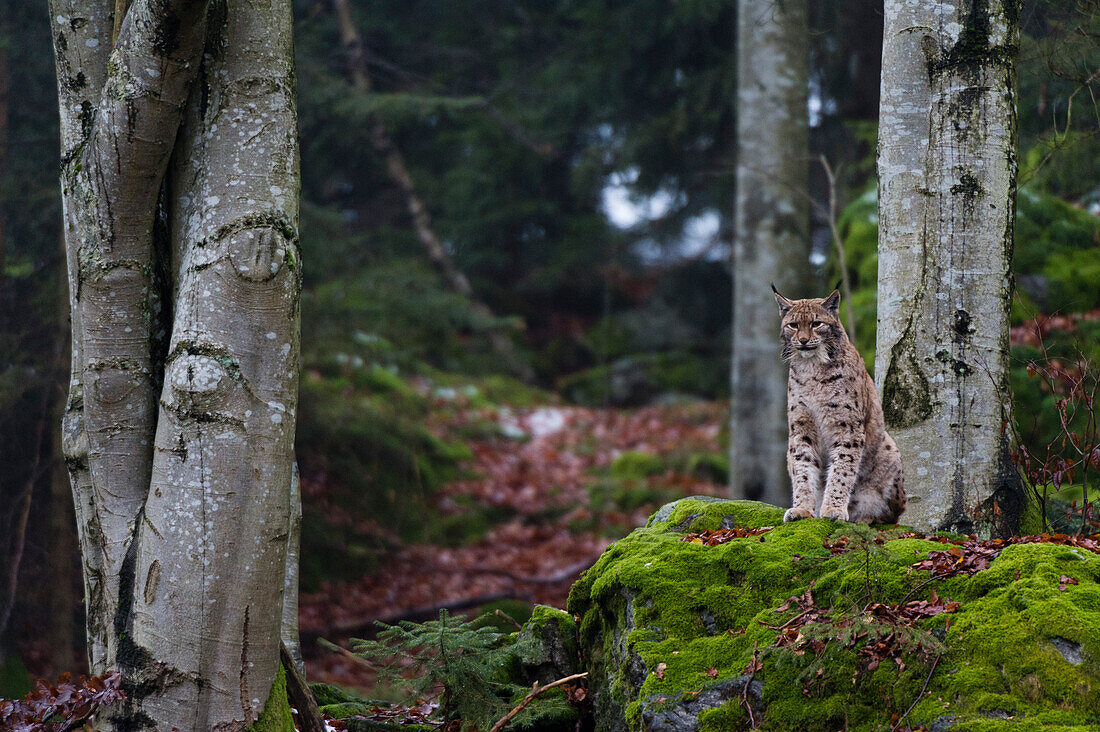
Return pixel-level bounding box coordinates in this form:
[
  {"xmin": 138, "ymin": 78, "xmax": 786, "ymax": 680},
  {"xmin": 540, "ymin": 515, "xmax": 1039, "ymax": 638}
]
[{"xmin": 489, "ymin": 673, "xmax": 588, "ymax": 732}]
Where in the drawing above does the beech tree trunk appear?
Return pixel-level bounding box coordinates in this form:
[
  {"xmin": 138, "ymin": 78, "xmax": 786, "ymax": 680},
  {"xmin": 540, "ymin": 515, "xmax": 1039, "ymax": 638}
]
[
  {"xmin": 730, "ymin": 0, "xmax": 811, "ymax": 505},
  {"xmin": 875, "ymin": 0, "xmax": 1019, "ymax": 534},
  {"xmin": 49, "ymin": 0, "xmax": 301, "ymax": 727}
]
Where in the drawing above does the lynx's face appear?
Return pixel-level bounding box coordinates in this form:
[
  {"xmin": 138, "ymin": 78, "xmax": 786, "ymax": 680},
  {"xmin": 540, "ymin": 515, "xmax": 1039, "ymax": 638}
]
[{"xmin": 772, "ymin": 287, "xmax": 846, "ymax": 364}]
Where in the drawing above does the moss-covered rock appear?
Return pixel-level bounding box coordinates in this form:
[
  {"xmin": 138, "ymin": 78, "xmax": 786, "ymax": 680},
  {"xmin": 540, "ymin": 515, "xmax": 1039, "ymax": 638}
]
[
  {"xmin": 518, "ymin": 605, "xmax": 581, "ymax": 685},
  {"xmin": 568, "ymin": 498, "xmax": 1100, "ymax": 731}
]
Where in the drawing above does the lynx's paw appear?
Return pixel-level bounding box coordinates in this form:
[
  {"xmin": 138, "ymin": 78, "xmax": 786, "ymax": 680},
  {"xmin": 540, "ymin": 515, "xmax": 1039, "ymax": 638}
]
[
  {"xmin": 819, "ymin": 504, "xmax": 850, "ymax": 522},
  {"xmin": 783, "ymin": 506, "xmax": 815, "ymax": 523}
]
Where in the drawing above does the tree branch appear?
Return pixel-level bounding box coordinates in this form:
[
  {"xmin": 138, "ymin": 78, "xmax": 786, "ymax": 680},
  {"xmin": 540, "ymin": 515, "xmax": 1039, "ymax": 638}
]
[{"xmin": 489, "ymin": 673, "xmax": 588, "ymax": 732}]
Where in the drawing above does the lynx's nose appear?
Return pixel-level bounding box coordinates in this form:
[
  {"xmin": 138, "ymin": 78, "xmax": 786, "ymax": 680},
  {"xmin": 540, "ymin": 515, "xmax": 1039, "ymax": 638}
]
[{"xmin": 798, "ymin": 337, "xmax": 810, "ymax": 345}]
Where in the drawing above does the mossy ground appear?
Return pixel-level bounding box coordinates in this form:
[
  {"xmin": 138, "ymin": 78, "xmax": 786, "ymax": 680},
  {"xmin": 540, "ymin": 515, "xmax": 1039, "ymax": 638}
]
[{"xmin": 568, "ymin": 498, "xmax": 1100, "ymax": 731}]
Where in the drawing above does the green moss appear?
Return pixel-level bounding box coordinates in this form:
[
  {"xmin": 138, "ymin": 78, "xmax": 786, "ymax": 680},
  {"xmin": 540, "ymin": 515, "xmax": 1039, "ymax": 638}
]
[
  {"xmin": 247, "ymin": 666, "xmax": 294, "ymax": 732},
  {"xmin": 697, "ymin": 700, "xmax": 750, "ymax": 731},
  {"xmin": 471, "ymin": 374, "xmax": 556, "ymax": 407},
  {"xmin": 524, "ymin": 605, "xmax": 577, "ymax": 637},
  {"xmin": 309, "ymin": 682, "xmax": 368, "ymax": 706},
  {"xmin": 311, "ymin": 684, "xmax": 435, "ymax": 729},
  {"xmin": 320, "ymin": 701, "xmax": 374, "ymax": 718},
  {"xmin": 570, "ymin": 499, "xmax": 1100, "ymax": 731},
  {"xmin": 610, "ymin": 451, "xmax": 666, "ymax": 480},
  {"xmin": 644, "ymin": 497, "xmax": 785, "ymax": 530},
  {"xmin": 517, "ymin": 606, "xmax": 579, "ymax": 680}
]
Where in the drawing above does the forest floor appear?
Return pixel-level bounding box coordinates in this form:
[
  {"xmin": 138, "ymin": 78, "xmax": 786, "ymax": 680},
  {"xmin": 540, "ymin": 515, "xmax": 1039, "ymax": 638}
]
[{"xmin": 298, "ymin": 397, "xmax": 730, "ymax": 693}]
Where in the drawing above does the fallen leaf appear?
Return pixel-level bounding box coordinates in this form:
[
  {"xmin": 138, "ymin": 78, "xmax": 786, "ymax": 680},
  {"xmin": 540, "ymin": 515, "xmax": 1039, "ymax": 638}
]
[{"xmin": 1059, "ymin": 574, "xmax": 1079, "ymax": 591}]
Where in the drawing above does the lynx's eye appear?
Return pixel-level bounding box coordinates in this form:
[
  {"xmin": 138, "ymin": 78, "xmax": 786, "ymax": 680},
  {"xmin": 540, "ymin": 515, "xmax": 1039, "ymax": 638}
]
[
  {"xmin": 786, "ymin": 322, "xmax": 797, "ymax": 329},
  {"xmin": 811, "ymin": 321, "xmax": 823, "ymax": 328}
]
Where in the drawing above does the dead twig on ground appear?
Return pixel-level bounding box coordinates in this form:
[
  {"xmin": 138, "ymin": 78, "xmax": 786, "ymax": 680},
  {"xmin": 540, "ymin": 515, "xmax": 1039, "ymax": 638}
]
[
  {"xmin": 892, "ymin": 653, "xmax": 941, "ymax": 731},
  {"xmin": 743, "ymin": 640, "xmax": 759, "ymax": 729},
  {"xmin": 488, "ymin": 672, "xmax": 588, "ymax": 732}
]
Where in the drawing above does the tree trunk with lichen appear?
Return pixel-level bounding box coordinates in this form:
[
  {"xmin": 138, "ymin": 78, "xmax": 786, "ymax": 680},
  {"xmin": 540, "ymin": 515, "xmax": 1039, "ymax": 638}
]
[
  {"xmin": 730, "ymin": 0, "xmax": 811, "ymax": 506},
  {"xmin": 875, "ymin": 0, "xmax": 1020, "ymax": 535},
  {"xmin": 49, "ymin": 0, "xmax": 300, "ymax": 727}
]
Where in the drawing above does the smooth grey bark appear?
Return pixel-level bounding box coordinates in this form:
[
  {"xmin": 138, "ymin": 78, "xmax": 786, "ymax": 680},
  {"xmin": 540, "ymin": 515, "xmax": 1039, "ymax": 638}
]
[
  {"xmin": 875, "ymin": 0, "xmax": 1019, "ymax": 534},
  {"xmin": 50, "ymin": 0, "xmax": 301, "ymax": 728},
  {"xmin": 730, "ymin": 0, "xmax": 812, "ymax": 505},
  {"xmin": 51, "ymin": 0, "xmax": 210, "ymax": 678},
  {"xmin": 282, "ymin": 463, "xmax": 304, "ymax": 673}
]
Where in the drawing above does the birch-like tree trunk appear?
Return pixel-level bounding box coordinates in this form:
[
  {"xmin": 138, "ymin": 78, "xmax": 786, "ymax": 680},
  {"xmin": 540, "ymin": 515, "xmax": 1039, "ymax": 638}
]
[
  {"xmin": 730, "ymin": 0, "xmax": 811, "ymax": 505},
  {"xmin": 49, "ymin": 0, "xmax": 301, "ymax": 727},
  {"xmin": 876, "ymin": 0, "xmax": 1019, "ymax": 534}
]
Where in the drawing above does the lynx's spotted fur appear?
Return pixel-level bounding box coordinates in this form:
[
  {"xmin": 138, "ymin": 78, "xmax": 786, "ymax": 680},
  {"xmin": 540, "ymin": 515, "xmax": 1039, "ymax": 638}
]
[{"xmin": 773, "ymin": 286, "xmax": 906, "ymax": 524}]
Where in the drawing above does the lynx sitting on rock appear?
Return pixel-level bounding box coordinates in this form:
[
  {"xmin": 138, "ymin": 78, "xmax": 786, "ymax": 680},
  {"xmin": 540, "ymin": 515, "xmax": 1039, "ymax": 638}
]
[{"xmin": 772, "ymin": 285, "xmax": 906, "ymax": 524}]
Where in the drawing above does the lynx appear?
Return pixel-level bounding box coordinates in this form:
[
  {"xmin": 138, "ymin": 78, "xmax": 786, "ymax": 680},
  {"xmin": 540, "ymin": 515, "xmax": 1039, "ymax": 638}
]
[{"xmin": 772, "ymin": 286, "xmax": 906, "ymax": 524}]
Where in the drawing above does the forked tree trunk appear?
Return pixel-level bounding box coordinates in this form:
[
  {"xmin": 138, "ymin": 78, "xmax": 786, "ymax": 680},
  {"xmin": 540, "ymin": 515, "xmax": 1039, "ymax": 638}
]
[
  {"xmin": 876, "ymin": 0, "xmax": 1019, "ymax": 535},
  {"xmin": 49, "ymin": 0, "xmax": 301, "ymax": 727},
  {"xmin": 730, "ymin": 0, "xmax": 811, "ymax": 505}
]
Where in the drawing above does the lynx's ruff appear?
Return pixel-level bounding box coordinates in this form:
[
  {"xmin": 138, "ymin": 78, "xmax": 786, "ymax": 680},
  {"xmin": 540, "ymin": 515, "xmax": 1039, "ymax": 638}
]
[{"xmin": 773, "ymin": 286, "xmax": 906, "ymax": 524}]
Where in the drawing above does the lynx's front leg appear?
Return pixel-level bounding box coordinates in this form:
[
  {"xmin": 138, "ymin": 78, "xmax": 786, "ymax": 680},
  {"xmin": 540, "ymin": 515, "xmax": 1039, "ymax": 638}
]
[
  {"xmin": 783, "ymin": 402, "xmax": 818, "ymax": 522},
  {"xmin": 820, "ymin": 429, "xmax": 865, "ymax": 522}
]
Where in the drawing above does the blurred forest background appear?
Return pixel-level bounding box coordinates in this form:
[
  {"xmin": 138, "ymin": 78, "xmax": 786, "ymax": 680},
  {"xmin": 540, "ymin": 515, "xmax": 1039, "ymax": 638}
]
[{"xmin": 1, "ymin": 0, "xmax": 1098, "ymax": 697}]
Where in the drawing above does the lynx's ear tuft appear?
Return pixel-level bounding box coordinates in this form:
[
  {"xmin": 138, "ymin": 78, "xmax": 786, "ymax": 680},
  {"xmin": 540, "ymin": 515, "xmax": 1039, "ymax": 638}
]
[
  {"xmin": 822, "ymin": 287, "xmax": 841, "ymax": 314},
  {"xmin": 772, "ymin": 283, "xmax": 793, "ymax": 314}
]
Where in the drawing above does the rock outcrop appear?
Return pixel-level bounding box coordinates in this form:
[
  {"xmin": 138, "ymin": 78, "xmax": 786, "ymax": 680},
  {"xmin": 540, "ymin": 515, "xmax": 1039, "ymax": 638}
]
[{"xmin": 567, "ymin": 497, "xmax": 1100, "ymax": 731}]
